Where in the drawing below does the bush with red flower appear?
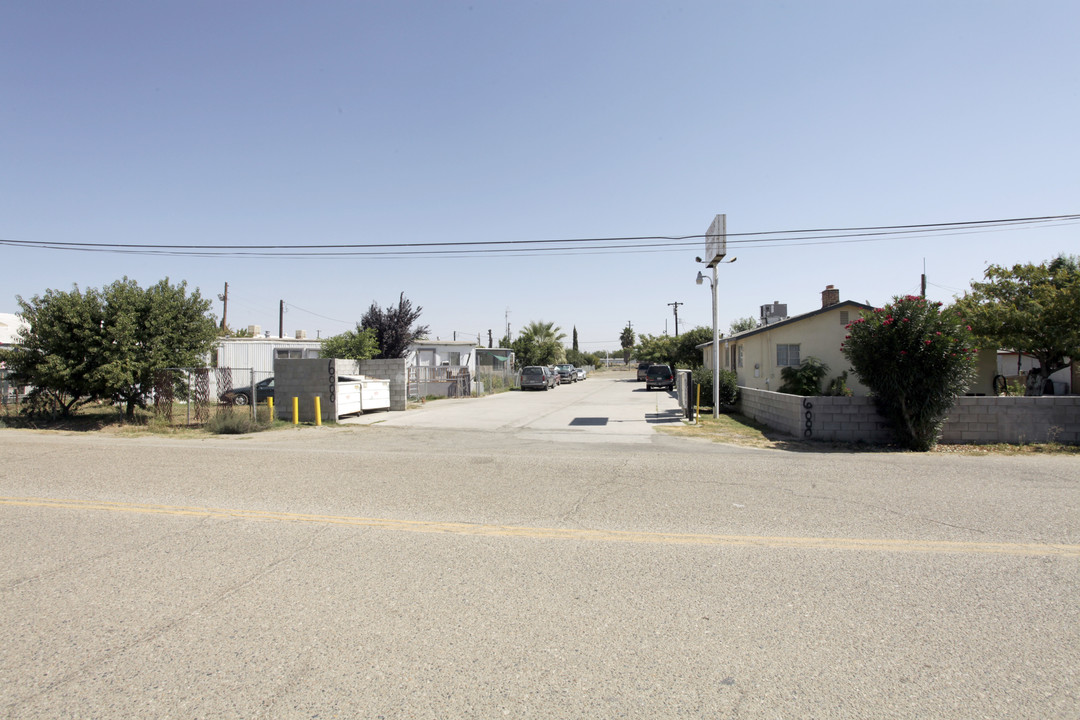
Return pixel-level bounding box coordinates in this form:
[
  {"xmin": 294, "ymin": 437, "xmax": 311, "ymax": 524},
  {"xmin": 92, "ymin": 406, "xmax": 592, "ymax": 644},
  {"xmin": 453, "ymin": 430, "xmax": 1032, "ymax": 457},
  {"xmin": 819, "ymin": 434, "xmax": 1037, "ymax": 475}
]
[{"xmin": 841, "ymin": 295, "xmax": 977, "ymax": 450}]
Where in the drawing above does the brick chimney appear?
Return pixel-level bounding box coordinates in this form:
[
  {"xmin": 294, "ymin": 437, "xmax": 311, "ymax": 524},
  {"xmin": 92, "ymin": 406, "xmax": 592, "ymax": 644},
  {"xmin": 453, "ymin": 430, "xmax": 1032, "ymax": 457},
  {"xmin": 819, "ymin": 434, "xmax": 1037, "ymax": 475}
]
[{"xmin": 821, "ymin": 285, "xmax": 840, "ymax": 308}]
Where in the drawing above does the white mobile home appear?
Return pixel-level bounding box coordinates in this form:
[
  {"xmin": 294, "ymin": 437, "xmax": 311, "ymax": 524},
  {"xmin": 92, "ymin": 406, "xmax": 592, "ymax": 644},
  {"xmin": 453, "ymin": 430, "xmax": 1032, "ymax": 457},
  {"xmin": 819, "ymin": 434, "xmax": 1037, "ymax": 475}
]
[{"xmin": 215, "ymin": 336, "xmax": 324, "ymax": 374}]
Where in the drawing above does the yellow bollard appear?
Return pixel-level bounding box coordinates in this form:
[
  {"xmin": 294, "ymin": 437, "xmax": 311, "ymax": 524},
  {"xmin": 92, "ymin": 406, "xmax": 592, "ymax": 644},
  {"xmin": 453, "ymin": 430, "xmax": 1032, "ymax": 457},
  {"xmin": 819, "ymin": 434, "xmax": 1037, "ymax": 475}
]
[
  {"xmin": 695, "ymin": 383, "xmax": 702, "ymax": 424},
  {"xmin": 268, "ymin": 396, "xmax": 274, "ymax": 418},
  {"xmin": 314, "ymin": 396, "xmax": 322, "ymax": 426},
  {"xmin": 292, "ymin": 397, "xmax": 299, "ymax": 425}
]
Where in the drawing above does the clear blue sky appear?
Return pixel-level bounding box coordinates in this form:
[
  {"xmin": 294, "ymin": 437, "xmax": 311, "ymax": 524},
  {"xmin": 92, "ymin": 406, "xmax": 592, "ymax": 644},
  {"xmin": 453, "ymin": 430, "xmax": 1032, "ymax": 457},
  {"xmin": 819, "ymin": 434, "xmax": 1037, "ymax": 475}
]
[{"xmin": 3, "ymin": 1, "xmax": 1077, "ymax": 352}]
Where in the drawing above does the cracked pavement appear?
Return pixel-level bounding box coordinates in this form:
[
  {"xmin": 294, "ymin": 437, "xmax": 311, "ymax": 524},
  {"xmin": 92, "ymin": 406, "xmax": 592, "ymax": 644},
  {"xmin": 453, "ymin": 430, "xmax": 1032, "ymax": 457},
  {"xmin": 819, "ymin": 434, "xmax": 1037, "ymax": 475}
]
[{"xmin": 1, "ymin": 373, "xmax": 1078, "ymax": 718}]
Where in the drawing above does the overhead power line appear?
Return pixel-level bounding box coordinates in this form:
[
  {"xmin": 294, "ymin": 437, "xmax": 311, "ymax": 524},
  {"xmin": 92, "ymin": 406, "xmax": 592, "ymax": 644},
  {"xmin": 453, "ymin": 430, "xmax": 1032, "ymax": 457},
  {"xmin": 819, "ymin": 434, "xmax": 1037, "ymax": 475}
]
[{"xmin": 1, "ymin": 214, "xmax": 1076, "ymax": 260}]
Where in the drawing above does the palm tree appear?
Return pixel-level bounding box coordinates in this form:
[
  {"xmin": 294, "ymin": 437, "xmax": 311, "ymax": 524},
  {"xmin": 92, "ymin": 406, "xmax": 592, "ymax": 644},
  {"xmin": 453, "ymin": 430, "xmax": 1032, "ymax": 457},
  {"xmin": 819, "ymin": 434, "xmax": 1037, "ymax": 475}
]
[
  {"xmin": 520, "ymin": 320, "xmax": 566, "ymax": 346},
  {"xmin": 514, "ymin": 321, "xmax": 566, "ymax": 366}
]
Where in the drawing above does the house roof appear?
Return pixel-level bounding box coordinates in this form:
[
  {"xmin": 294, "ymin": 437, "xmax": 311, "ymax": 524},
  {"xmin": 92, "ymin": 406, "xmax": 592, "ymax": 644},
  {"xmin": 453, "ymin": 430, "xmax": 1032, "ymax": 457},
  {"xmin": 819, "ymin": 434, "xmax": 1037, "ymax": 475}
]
[
  {"xmin": 696, "ymin": 300, "xmax": 874, "ymax": 349},
  {"xmin": 408, "ymin": 339, "xmax": 481, "ymax": 348},
  {"xmin": 216, "ymin": 336, "xmax": 323, "ymax": 345}
]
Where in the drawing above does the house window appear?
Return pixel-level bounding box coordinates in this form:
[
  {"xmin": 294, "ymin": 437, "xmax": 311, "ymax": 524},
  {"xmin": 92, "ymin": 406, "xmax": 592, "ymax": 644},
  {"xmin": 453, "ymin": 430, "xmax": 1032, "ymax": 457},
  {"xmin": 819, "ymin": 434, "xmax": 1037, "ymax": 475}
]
[
  {"xmin": 447, "ymin": 351, "xmax": 461, "ymax": 366},
  {"xmin": 776, "ymin": 344, "xmax": 800, "ymax": 367},
  {"xmin": 737, "ymin": 345, "xmax": 744, "ymax": 368},
  {"xmin": 275, "ymin": 349, "xmax": 303, "ymax": 359},
  {"xmin": 840, "ymin": 311, "xmax": 849, "ymax": 325}
]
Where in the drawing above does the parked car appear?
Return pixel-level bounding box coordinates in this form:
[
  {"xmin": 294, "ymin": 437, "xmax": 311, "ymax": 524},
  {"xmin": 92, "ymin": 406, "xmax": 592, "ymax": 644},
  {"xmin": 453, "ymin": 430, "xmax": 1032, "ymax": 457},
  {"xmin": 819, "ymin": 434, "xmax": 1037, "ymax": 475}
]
[
  {"xmin": 637, "ymin": 362, "xmax": 652, "ymax": 381},
  {"xmin": 574, "ymin": 367, "xmax": 587, "ymax": 381},
  {"xmin": 548, "ymin": 366, "xmax": 561, "ymax": 386},
  {"xmin": 556, "ymin": 364, "xmax": 577, "ymax": 383},
  {"xmin": 221, "ymin": 376, "xmax": 275, "ymax": 405},
  {"xmin": 645, "ymin": 364, "xmax": 674, "ymax": 391},
  {"xmin": 520, "ymin": 366, "xmax": 553, "ymax": 391}
]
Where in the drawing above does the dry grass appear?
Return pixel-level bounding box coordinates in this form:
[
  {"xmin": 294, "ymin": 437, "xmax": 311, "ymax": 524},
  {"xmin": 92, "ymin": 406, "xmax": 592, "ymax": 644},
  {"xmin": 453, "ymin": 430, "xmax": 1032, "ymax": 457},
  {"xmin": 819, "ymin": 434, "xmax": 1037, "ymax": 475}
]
[
  {"xmin": 659, "ymin": 412, "xmax": 1079, "ymax": 455},
  {"xmin": 0, "ymin": 401, "xmax": 284, "ymax": 436}
]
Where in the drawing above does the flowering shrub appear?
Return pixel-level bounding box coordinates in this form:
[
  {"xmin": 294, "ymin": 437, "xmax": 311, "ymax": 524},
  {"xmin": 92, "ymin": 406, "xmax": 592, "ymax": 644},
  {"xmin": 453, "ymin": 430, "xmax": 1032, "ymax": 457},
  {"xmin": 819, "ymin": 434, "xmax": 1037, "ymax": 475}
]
[{"xmin": 841, "ymin": 295, "xmax": 977, "ymax": 450}]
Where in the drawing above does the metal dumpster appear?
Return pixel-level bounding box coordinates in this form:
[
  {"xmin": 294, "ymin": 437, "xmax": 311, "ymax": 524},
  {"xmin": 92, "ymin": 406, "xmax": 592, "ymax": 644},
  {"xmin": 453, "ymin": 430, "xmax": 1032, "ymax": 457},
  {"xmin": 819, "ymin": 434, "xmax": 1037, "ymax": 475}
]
[{"xmin": 336, "ymin": 375, "xmax": 390, "ymax": 417}]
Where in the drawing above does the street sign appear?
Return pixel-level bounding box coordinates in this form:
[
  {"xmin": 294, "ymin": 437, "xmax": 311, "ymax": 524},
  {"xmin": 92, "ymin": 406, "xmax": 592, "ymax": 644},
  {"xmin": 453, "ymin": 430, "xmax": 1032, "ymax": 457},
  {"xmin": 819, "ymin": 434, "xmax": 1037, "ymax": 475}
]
[{"xmin": 705, "ymin": 214, "xmax": 726, "ymax": 267}]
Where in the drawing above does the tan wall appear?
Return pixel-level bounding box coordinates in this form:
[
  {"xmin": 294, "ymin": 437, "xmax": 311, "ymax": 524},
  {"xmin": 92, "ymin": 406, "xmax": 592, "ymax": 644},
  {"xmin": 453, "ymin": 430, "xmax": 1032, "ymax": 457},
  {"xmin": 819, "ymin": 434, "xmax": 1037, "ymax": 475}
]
[
  {"xmin": 719, "ymin": 307, "xmax": 870, "ymax": 396},
  {"xmin": 712, "ymin": 311, "xmax": 999, "ymax": 398}
]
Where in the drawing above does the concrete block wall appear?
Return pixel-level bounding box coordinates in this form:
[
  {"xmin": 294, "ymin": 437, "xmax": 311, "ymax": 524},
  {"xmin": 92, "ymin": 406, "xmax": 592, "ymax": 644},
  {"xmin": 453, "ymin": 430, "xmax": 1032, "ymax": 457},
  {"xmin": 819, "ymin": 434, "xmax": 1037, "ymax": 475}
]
[
  {"xmin": 738, "ymin": 386, "xmax": 1080, "ymax": 445},
  {"xmin": 359, "ymin": 358, "xmax": 408, "ymax": 411},
  {"xmin": 798, "ymin": 395, "xmax": 894, "ymax": 443},
  {"xmin": 275, "ymin": 358, "xmax": 349, "ymax": 422},
  {"xmin": 941, "ymin": 396, "xmax": 1080, "ymax": 444},
  {"xmin": 738, "ymin": 387, "xmax": 804, "ymax": 438}
]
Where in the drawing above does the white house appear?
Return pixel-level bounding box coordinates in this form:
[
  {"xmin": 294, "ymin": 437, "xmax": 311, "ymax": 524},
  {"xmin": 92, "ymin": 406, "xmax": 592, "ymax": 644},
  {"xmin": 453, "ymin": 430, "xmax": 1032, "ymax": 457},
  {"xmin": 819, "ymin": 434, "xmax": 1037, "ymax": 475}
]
[
  {"xmin": 215, "ymin": 334, "xmax": 324, "ymax": 374},
  {"xmin": 996, "ymin": 350, "xmax": 1073, "ymax": 395},
  {"xmin": 0, "ymin": 312, "xmax": 28, "ymax": 348},
  {"xmin": 406, "ymin": 339, "xmax": 479, "ymax": 376}
]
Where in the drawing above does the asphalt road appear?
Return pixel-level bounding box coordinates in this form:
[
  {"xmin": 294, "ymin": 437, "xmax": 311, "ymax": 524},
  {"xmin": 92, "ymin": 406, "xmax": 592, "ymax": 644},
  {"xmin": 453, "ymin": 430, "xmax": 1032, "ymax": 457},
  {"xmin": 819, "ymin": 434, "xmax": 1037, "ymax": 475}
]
[{"xmin": 1, "ymin": 372, "xmax": 1078, "ymax": 719}]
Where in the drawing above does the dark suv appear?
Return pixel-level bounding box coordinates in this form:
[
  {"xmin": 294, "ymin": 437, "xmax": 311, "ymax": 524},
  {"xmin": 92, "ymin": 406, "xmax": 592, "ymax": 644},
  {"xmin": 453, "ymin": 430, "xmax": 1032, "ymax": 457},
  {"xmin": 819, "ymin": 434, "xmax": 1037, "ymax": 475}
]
[{"xmin": 645, "ymin": 364, "xmax": 674, "ymax": 391}]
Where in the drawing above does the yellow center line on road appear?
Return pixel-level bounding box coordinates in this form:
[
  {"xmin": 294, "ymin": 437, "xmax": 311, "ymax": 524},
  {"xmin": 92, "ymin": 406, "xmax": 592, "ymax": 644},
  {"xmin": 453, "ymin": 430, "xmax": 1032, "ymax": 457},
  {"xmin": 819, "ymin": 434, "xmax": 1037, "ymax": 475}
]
[{"xmin": 3, "ymin": 496, "xmax": 1079, "ymax": 557}]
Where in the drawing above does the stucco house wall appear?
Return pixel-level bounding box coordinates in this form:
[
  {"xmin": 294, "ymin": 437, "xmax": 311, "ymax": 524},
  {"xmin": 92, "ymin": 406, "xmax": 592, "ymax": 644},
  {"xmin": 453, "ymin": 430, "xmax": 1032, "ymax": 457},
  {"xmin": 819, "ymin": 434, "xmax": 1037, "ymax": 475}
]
[
  {"xmin": 704, "ymin": 299, "xmax": 873, "ymax": 395},
  {"xmin": 704, "ymin": 293, "xmax": 999, "ymax": 397}
]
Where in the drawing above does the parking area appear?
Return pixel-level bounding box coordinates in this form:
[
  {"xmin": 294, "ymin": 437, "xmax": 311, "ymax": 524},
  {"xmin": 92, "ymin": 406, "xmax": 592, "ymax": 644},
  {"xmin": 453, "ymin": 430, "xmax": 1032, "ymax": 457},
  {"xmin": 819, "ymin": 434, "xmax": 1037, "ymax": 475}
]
[{"xmin": 341, "ymin": 370, "xmax": 683, "ymax": 441}]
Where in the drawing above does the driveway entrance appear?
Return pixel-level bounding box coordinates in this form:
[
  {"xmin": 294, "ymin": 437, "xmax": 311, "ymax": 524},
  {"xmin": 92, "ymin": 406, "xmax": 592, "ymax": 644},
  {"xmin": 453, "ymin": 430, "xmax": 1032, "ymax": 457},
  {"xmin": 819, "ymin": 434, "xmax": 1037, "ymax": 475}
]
[{"xmin": 342, "ymin": 371, "xmax": 682, "ymax": 442}]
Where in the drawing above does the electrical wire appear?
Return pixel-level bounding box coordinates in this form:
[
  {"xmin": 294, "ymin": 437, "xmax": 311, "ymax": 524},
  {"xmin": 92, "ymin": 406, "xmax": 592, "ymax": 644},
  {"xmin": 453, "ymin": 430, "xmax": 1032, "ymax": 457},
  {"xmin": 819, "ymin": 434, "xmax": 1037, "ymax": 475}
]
[
  {"xmin": 283, "ymin": 302, "xmax": 351, "ymax": 325},
  {"xmin": 0, "ymin": 213, "xmax": 1076, "ymax": 260}
]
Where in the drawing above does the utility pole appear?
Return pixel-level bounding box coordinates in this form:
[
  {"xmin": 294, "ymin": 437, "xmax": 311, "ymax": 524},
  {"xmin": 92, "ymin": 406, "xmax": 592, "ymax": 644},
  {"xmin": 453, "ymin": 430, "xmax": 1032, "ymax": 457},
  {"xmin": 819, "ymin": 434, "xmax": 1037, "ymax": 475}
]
[
  {"xmin": 921, "ymin": 258, "xmax": 927, "ymax": 298},
  {"xmin": 218, "ymin": 282, "xmax": 229, "ymax": 332},
  {"xmin": 488, "ymin": 329, "xmax": 493, "ymax": 348},
  {"xmin": 505, "ymin": 308, "xmax": 511, "ymax": 343},
  {"xmin": 279, "ymin": 300, "xmax": 284, "ymax": 339},
  {"xmin": 667, "ymin": 301, "xmax": 683, "ymax": 337}
]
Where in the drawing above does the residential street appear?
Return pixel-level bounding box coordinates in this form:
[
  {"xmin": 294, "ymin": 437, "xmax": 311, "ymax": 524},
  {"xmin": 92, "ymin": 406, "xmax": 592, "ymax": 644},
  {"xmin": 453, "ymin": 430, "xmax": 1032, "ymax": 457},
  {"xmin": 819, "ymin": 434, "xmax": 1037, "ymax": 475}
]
[{"xmin": 1, "ymin": 373, "xmax": 1078, "ymax": 719}]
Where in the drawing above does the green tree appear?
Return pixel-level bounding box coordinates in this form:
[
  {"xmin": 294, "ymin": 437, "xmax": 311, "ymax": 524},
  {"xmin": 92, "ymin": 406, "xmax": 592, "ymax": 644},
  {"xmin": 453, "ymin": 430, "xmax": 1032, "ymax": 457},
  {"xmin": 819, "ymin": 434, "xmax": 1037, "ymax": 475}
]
[
  {"xmin": 512, "ymin": 321, "xmax": 566, "ymax": 367},
  {"xmin": 778, "ymin": 357, "xmax": 830, "ymax": 396},
  {"xmin": 672, "ymin": 326, "xmax": 712, "ymax": 368},
  {"xmin": 842, "ymin": 295, "xmax": 977, "ymax": 451},
  {"xmin": 634, "ymin": 333, "xmax": 677, "ymax": 366},
  {"xmin": 2, "ymin": 278, "xmax": 218, "ymax": 420},
  {"xmin": 321, "ymin": 326, "xmax": 379, "ymax": 361},
  {"xmin": 957, "ymin": 256, "xmax": 1079, "ymax": 393},
  {"xmin": 1, "ymin": 285, "xmax": 103, "ymax": 417},
  {"xmin": 728, "ymin": 316, "xmax": 757, "ymax": 335},
  {"xmin": 572, "ymin": 326, "xmax": 579, "ymax": 353},
  {"xmin": 619, "ymin": 325, "xmax": 635, "ymax": 363},
  {"xmin": 361, "ymin": 292, "xmax": 430, "ymax": 359},
  {"xmin": 94, "ymin": 278, "xmax": 218, "ymax": 420}
]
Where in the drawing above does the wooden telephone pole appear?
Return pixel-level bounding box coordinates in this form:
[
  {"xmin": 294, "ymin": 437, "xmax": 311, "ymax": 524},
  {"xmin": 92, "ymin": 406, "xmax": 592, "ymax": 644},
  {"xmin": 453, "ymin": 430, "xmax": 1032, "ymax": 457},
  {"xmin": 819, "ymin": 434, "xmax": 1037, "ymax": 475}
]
[
  {"xmin": 667, "ymin": 301, "xmax": 683, "ymax": 337},
  {"xmin": 218, "ymin": 282, "xmax": 229, "ymax": 332}
]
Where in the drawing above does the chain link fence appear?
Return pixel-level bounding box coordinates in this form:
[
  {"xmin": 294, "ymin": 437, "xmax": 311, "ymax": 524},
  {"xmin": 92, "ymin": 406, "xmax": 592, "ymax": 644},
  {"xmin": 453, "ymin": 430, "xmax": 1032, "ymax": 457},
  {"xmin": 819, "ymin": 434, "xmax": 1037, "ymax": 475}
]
[
  {"xmin": 1, "ymin": 368, "xmax": 27, "ymax": 408},
  {"xmin": 153, "ymin": 367, "xmax": 273, "ymax": 426}
]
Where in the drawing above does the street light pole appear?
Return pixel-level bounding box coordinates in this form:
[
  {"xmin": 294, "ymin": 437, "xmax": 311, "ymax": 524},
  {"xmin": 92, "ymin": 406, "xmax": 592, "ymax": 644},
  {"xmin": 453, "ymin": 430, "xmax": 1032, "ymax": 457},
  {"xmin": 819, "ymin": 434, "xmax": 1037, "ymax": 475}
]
[
  {"xmin": 711, "ymin": 264, "xmax": 719, "ymax": 418},
  {"xmin": 696, "ymin": 269, "xmax": 721, "ymax": 419},
  {"xmin": 699, "ymin": 211, "xmax": 734, "ymax": 420}
]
